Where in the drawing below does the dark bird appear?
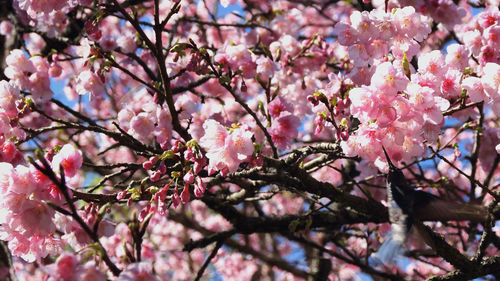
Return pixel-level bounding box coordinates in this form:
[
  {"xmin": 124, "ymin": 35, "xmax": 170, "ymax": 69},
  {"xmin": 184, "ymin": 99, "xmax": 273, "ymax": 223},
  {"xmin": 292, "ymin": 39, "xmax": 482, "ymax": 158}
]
[{"xmin": 371, "ymin": 147, "xmax": 489, "ymax": 266}]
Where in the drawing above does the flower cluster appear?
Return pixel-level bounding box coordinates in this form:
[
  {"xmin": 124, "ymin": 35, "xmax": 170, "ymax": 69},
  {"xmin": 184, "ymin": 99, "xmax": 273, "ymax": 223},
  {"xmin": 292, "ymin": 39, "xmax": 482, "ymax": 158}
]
[
  {"xmin": 0, "ymin": 145, "xmax": 82, "ymax": 262},
  {"xmin": 199, "ymin": 119, "xmax": 254, "ymax": 176},
  {"xmin": 268, "ymin": 97, "xmax": 301, "ymax": 149},
  {"xmin": 334, "ymin": 7, "xmax": 431, "ymax": 83},
  {"xmin": 4, "ymin": 50, "xmax": 53, "ymax": 102},
  {"xmin": 1, "ymin": 0, "xmax": 500, "ymax": 280}
]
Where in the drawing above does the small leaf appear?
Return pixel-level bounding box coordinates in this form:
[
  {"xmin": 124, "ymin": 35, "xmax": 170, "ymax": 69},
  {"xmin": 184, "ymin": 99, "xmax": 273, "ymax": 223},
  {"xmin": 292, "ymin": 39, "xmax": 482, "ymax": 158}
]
[
  {"xmin": 288, "ymin": 219, "xmax": 300, "ymax": 232},
  {"xmin": 402, "ymin": 51, "xmax": 411, "ymax": 79},
  {"xmin": 159, "ymin": 150, "xmax": 175, "ymax": 160}
]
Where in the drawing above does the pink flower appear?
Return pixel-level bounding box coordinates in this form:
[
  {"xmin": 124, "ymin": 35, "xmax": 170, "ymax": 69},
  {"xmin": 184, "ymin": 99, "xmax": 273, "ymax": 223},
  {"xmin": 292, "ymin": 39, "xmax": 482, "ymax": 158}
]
[
  {"xmin": 483, "ymin": 25, "xmax": 500, "ymax": 50},
  {"xmin": 215, "ymin": 44, "xmax": 256, "ymax": 79},
  {"xmin": 271, "ymin": 113, "xmax": 300, "ymax": 139},
  {"xmin": 0, "ymin": 163, "xmax": 15, "ymax": 194},
  {"xmin": 462, "ymin": 77, "xmax": 487, "ymax": 102},
  {"xmin": 17, "ymin": 0, "xmax": 67, "ymax": 16},
  {"xmin": 481, "ymin": 63, "xmax": 500, "ymax": 98},
  {"xmin": 117, "ymin": 262, "xmax": 160, "ymax": 281},
  {"xmin": 445, "ymin": 44, "xmax": 470, "ymax": 70},
  {"xmin": 268, "ymin": 96, "xmax": 293, "ymax": 119},
  {"xmin": 349, "ymin": 86, "xmax": 375, "ymax": 120},
  {"xmin": 270, "ymin": 113, "xmax": 300, "ymax": 149},
  {"xmin": 154, "ymin": 108, "xmax": 172, "ymax": 149},
  {"xmin": 51, "ymin": 144, "xmax": 83, "ymax": 178},
  {"xmin": 130, "ymin": 112, "xmax": 156, "ymax": 142},
  {"xmin": 74, "ymin": 262, "xmax": 107, "ymax": 281},
  {"xmin": 200, "ymin": 119, "xmax": 228, "ymax": 149},
  {"xmin": 46, "ymin": 253, "xmax": 78, "ymax": 281},
  {"xmin": 0, "ymin": 81, "xmax": 20, "ymax": 118},
  {"xmin": 200, "ymin": 120, "xmax": 254, "ymax": 174},
  {"xmin": 220, "ymin": 0, "xmax": 237, "ymax": 8},
  {"xmin": 183, "ymin": 170, "xmax": 194, "ymax": 184},
  {"xmin": 440, "ymin": 69, "xmax": 462, "ymax": 98},
  {"xmin": 14, "ymin": 200, "xmax": 56, "ymax": 236},
  {"xmin": 375, "ymin": 104, "xmax": 397, "ymax": 127},
  {"xmin": 349, "ymin": 11, "xmax": 375, "ymax": 43},
  {"xmin": 28, "ymin": 71, "xmax": 53, "ymax": 101},
  {"xmin": 347, "ymin": 44, "xmax": 370, "ymax": 67},
  {"xmin": 256, "ymin": 56, "xmax": 278, "ymax": 78},
  {"xmin": 391, "ymin": 35, "xmax": 420, "ymax": 60},
  {"xmin": 418, "ymin": 50, "xmax": 445, "ymax": 77},
  {"xmin": 180, "ymin": 184, "xmax": 190, "ymax": 204},
  {"xmin": 9, "ymin": 165, "xmax": 37, "ymax": 195},
  {"xmin": 333, "ymin": 22, "xmax": 359, "ymax": 46},
  {"xmin": 75, "ymin": 70, "xmax": 105, "ymax": 99},
  {"xmin": 0, "ymin": 21, "xmax": 13, "ymax": 36},
  {"xmin": 226, "ymin": 127, "xmax": 254, "ymax": 160},
  {"xmin": 477, "ymin": 7, "xmax": 500, "ymax": 29},
  {"xmin": 116, "ymin": 34, "xmax": 137, "ymax": 53},
  {"xmin": 4, "ymin": 49, "xmax": 36, "ymax": 88},
  {"xmin": 370, "ymin": 62, "xmax": 409, "ymax": 98},
  {"xmin": 462, "ymin": 30, "xmax": 482, "ymax": 57},
  {"xmin": 175, "ymin": 93, "xmax": 199, "ymax": 120},
  {"xmin": 393, "ymin": 6, "xmax": 431, "ymax": 42}
]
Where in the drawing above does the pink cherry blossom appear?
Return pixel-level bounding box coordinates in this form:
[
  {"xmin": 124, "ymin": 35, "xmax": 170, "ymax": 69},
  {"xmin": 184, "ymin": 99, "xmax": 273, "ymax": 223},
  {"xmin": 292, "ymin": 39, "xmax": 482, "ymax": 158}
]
[
  {"xmin": 462, "ymin": 77, "xmax": 487, "ymax": 102},
  {"xmin": 0, "ymin": 81, "xmax": 20, "ymax": 118},
  {"xmin": 51, "ymin": 144, "xmax": 83, "ymax": 178},
  {"xmin": 268, "ymin": 96, "xmax": 293, "ymax": 118},
  {"xmin": 117, "ymin": 262, "xmax": 160, "ymax": 281},
  {"xmin": 370, "ymin": 62, "xmax": 409, "ymax": 98},
  {"xmin": 440, "ymin": 69, "xmax": 462, "ymax": 98},
  {"xmin": 45, "ymin": 253, "xmax": 78, "ymax": 281},
  {"xmin": 0, "ymin": 21, "xmax": 13, "ymax": 36},
  {"xmin": 75, "ymin": 70, "xmax": 105, "ymax": 99}
]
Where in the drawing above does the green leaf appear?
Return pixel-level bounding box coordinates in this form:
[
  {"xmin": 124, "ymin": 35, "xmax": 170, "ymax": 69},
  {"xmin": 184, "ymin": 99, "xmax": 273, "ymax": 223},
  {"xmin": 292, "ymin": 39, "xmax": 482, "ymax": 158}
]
[
  {"xmin": 159, "ymin": 150, "xmax": 175, "ymax": 160},
  {"xmin": 219, "ymin": 76, "xmax": 231, "ymax": 84},
  {"xmin": 288, "ymin": 219, "xmax": 300, "ymax": 232},
  {"xmin": 170, "ymin": 42, "xmax": 190, "ymax": 53},
  {"xmin": 305, "ymin": 216, "xmax": 313, "ymax": 231},
  {"xmin": 402, "ymin": 51, "xmax": 411, "ymax": 79},
  {"xmin": 259, "ymin": 42, "xmax": 273, "ymax": 59},
  {"xmin": 186, "ymin": 139, "xmax": 198, "ymax": 147}
]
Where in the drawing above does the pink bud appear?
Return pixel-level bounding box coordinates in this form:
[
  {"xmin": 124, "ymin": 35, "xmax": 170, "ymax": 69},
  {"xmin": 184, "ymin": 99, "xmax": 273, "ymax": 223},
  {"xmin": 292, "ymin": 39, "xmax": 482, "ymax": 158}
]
[
  {"xmin": 172, "ymin": 187, "xmax": 180, "ymax": 208},
  {"xmin": 307, "ymin": 95, "xmax": 319, "ymax": 106},
  {"xmin": 194, "ymin": 177, "xmax": 206, "ymax": 197},
  {"xmin": 0, "ymin": 20, "xmax": 13, "ymax": 36},
  {"xmin": 180, "ymin": 184, "xmax": 190, "ymax": 204},
  {"xmin": 150, "ymin": 171, "xmax": 160, "ymax": 182},
  {"xmin": 184, "ymin": 147, "xmax": 194, "ymax": 160},
  {"xmin": 220, "ymin": 166, "xmax": 229, "ymax": 177},
  {"xmin": 138, "ymin": 204, "xmax": 150, "ymax": 221},
  {"xmin": 158, "ymin": 162, "xmax": 167, "ymax": 174},
  {"xmin": 172, "ymin": 140, "xmax": 183, "ymax": 153},
  {"xmin": 208, "ymin": 166, "xmax": 217, "ymax": 176},
  {"xmin": 116, "ymin": 190, "xmax": 128, "ymax": 200},
  {"xmin": 49, "ymin": 63, "xmax": 62, "ymax": 77},
  {"xmin": 142, "ymin": 160, "xmax": 153, "ymax": 170},
  {"xmin": 340, "ymin": 130, "xmax": 349, "ymax": 141},
  {"xmin": 193, "ymin": 157, "xmax": 206, "ymax": 175},
  {"xmin": 333, "ymin": 107, "xmax": 339, "ymax": 116},
  {"xmin": 84, "ymin": 20, "xmax": 102, "ymax": 41},
  {"xmin": 1, "ymin": 141, "xmax": 17, "ymax": 162},
  {"xmin": 183, "ymin": 170, "xmax": 194, "ymax": 184},
  {"xmin": 149, "ymin": 156, "xmax": 159, "ymax": 165}
]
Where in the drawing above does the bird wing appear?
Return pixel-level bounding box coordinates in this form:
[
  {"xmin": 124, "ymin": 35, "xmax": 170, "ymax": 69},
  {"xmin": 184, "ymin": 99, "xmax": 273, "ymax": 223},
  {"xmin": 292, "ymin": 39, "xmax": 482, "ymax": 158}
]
[{"xmin": 413, "ymin": 190, "xmax": 487, "ymax": 222}]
